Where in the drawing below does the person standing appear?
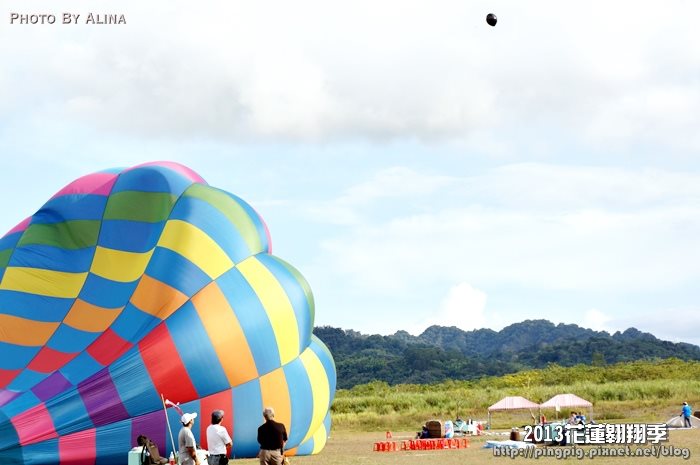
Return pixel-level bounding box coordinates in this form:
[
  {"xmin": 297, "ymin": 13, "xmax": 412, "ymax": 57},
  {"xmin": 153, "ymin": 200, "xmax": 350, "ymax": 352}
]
[
  {"xmin": 178, "ymin": 412, "xmax": 200, "ymax": 465},
  {"xmin": 257, "ymin": 407, "xmax": 288, "ymax": 465},
  {"xmin": 681, "ymin": 402, "xmax": 693, "ymax": 428},
  {"xmin": 207, "ymin": 409, "xmax": 232, "ymax": 465}
]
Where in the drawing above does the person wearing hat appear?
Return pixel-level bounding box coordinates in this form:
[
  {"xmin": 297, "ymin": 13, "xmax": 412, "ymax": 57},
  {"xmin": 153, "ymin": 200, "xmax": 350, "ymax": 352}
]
[
  {"xmin": 207, "ymin": 409, "xmax": 232, "ymax": 465},
  {"xmin": 681, "ymin": 402, "xmax": 692, "ymax": 428},
  {"xmin": 257, "ymin": 407, "xmax": 288, "ymax": 465},
  {"xmin": 178, "ymin": 412, "xmax": 200, "ymax": 465}
]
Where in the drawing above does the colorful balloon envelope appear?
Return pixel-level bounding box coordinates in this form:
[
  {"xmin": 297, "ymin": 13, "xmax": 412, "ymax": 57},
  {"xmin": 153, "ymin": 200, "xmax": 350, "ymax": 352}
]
[{"xmin": 0, "ymin": 162, "xmax": 336, "ymax": 464}]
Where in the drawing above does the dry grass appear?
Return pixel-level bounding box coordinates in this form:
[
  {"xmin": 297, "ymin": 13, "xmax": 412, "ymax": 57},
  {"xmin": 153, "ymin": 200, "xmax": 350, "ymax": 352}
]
[{"xmin": 231, "ymin": 428, "xmax": 699, "ymax": 464}]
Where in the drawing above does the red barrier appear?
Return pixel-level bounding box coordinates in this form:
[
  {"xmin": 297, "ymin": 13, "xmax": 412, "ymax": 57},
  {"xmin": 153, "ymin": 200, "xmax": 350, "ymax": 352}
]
[{"xmin": 373, "ymin": 437, "xmax": 470, "ymax": 452}]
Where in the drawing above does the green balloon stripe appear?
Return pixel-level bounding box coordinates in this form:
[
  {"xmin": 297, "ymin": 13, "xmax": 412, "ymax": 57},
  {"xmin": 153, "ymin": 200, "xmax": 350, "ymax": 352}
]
[
  {"xmin": 18, "ymin": 221, "xmax": 101, "ymax": 250},
  {"xmin": 103, "ymin": 192, "xmax": 177, "ymax": 222}
]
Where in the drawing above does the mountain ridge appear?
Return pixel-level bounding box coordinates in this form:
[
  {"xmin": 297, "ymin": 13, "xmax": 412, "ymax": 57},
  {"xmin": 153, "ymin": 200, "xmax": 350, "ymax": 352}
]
[{"xmin": 315, "ymin": 319, "xmax": 700, "ymax": 388}]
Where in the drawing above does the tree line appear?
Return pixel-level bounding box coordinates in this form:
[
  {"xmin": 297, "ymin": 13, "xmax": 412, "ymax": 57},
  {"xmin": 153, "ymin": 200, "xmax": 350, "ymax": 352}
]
[{"xmin": 315, "ymin": 320, "xmax": 700, "ymax": 389}]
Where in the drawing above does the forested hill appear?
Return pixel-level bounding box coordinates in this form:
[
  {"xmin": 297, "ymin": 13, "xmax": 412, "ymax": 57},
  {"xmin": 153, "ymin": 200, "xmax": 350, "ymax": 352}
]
[{"xmin": 315, "ymin": 320, "xmax": 700, "ymax": 389}]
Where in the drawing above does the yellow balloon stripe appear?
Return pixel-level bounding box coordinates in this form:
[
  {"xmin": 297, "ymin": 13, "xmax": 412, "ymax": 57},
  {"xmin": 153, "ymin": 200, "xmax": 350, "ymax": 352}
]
[
  {"xmin": 191, "ymin": 282, "xmax": 258, "ymax": 386},
  {"xmin": 0, "ymin": 267, "xmax": 87, "ymax": 298},
  {"xmin": 310, "ymin": 421, "xmax": 328, "ymax": 454},
  {"xmin": 259, "ymin": 367, "xmax": 292, "ymax": 432},
  {"xmin": 63, "ymin": 299, "xmax": 123, "ymax": 332},
  {"xmin": 90, "ymin": 247, "xmax": 154, "ymax": 283},
  {"xmin": 299, "ymin": 348, "xmax": 330, "ymax": 444},
  {"xmin": 157, "ymin": 220, "xmax": 233, "ymax": 279},
  {"xmin": 0, "ymin": 314, "xmax": 60, "ymax": 346},
  {"xmin": 236, "ymin": 257, "xmax": 300, "ymax": 365}
]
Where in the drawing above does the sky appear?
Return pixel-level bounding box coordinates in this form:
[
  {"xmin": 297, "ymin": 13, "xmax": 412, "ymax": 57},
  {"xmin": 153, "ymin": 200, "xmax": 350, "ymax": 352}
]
[{"xmin": 2, "ymin": 1, "xmax": 699, "ymax": 345}]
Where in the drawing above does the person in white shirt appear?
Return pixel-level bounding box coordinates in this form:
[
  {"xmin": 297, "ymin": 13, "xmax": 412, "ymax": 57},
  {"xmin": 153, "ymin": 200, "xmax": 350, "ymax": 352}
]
[
  {"xmin": 178, "ymin": 412, "xmax": 200, "ymax": 465},
  {"xmin": 207, "ymin": 409, "xmax": 232, "ymax": 465}
]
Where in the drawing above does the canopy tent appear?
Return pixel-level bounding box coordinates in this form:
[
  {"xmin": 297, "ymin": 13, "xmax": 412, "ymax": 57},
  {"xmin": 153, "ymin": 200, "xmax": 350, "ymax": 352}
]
[
  {"xmin": 489, "ymin": 396, "xmax": 541, "ymax": 411},
  {"xmin": 540, "ymin": 393, "xmax": 593, "ymax": 420},
  {"xmin": 487, "ymin": 396, "xmax": 541, "ymax": 429}
]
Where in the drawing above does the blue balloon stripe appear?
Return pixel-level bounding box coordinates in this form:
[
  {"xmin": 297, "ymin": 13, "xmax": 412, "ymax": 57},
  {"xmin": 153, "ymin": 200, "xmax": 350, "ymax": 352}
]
[
  {"xmin": 283, "ymin": 358, "xmax": 313, "ymax": 446},
  {"xmin": 110, "ymin": 350, "xmax": 162, "ymax": 418},
  {"xmin": 0, "ymin": 390, "xmax": 41, "ymax": 418},
  {"xmin": 0, "ymin": 291, "xmax": 73, "ymax": 321},
  {"xmin": 46, "ymin": 387, "xmax": 92, "ymax": 436},
  {"xmin": 31, "ymin": 195, "xmax": 108, "ymax": 223},
  {"xmin": 96, "ymin": 421, "xmax": 132, "ymax": 465},
  {"xmin": 97, "ymin": 220, "xmax": 165, "ymax": 253},
  {"xmin": 18, "ymin": 438, "xmax": 59, "ymax": 465},
  {"xmin": 79, "ymin": 274, "xmax": 139, "ymax": 309},
  {"xmin": 216, "ymin": 269, "xmax": 280, "ymax": 375},
  {"xmin": 323, "ymin": 411, "xmax": 331, "ymax": 434},
  {"xmin": 145, "ymin": 247, "xmax": 211, "ymax": 298},
  {"xmin": 46, "ymin": 324, "xmax": 100, "ymax": 353},
  {"xmin": 109, "ymin": 303, "xmax": 161, "ymax": 344},
  {"xmin": 59, "ymin": 352, "xmax": 103, "ymax": 386},
  {"xmin": 295, "ymin": 437, "xmax": 315, "ymax": 456},
  {"xmin": 111, "ymin": 166, "xmax": 194, "ymax": 196},
  {"xmin": 232, "ymin": 379, "xmax": 263, "ymax": 458},
  {"xmin": 0, "ymin": 410, "xmax": 21, "ymax": 460},
  {"xmin": 0, "ymin": 230, "xmax": 22, "ymax": 251},
  {"xmin": 0, "ymin": 342, "xmax": 40, "ymax": 370},
  {"xmin": 166, "ymin": 302, "xmax": 229, "ymax": 397},
  {"xmin": 7, "ymin": 369, "xmax": 48, "ymax": 392},
  {"xmin": 8, "ymin": 245, "xmax": 95, "ymax": 273}
]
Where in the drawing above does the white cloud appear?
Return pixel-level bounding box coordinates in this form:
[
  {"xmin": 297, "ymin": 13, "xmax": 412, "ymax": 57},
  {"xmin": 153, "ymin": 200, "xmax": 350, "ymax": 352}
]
[
  {"xmin": 343, "ymin": 167, "xmax": 456, "ymax": 203},
  {"xmin": 582, "ymin": 309, "xmax": 611, "ymax": 332},
  {"xmin": 316, "ymin": 163, "xmax": 700, "ymax": 296},
  {"xmin": 3, "ymin": 1, "xmax": 700, "ymax": 152},
  {"xmin": 408, "ymin": 282, "xmax": 488, "ymax": 334},
  {"xmin": 302, "ymin": 166, "xmax": 456, "ymax": 225},
  {"xmin": 466, "ymin": 163, "xmax": 700, "ymax": 211}
]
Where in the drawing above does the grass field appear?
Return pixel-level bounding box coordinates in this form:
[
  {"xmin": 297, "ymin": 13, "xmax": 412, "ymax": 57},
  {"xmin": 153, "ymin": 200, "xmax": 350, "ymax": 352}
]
[
  {"xmin": 231, "ymin": 428, "xmax": 698, "ymax": 464},
  {"xmin": 331, "ymin": 360, "xmax": 700, "ymax": 431},
  {"xmin": 225, "ymin": 360, "xmax": 700, "ymax": 464}
]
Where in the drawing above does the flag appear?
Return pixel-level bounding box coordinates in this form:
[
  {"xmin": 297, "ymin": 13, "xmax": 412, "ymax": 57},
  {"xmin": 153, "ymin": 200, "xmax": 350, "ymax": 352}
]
[{"xmin": 164, "ymin": 398, "xmax": 184, "ymax": 416}]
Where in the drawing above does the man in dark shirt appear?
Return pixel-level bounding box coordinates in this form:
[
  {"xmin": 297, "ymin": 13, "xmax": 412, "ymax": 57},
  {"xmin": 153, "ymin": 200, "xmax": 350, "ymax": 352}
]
[{"xmin": 257, "ymin": 407, "xmax": 288, "ymax": 465}]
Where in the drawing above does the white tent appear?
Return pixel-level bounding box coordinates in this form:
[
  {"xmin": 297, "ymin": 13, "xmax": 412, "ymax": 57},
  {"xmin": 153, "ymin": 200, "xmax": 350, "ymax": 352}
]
[
  {"xmin": 540, "ymin": 393, "xmax": 592, "ymax": 409},
  {"xmin": 540, "ymin": 393, "xmax": 593, "ymax": 420},
  {"xmin": 487, "ymin": 396, "xmax": 541, "ymax": 428},
  {"xmin": 489, "ymin": 396, "xmax": 541, "ymax": 411}
]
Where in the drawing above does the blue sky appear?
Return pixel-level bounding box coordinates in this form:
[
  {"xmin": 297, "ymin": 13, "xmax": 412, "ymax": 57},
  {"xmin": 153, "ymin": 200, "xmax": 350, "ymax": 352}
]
[{"xmin": 2, "ymin": 1, "xmax": 699, "ymax": 345}]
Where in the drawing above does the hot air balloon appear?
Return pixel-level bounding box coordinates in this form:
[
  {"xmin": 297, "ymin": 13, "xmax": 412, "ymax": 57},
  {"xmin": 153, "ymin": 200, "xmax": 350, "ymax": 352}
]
[
  {"xmin": 486, "ymin": 13, "xmax": 497, "ymax": 27},
  {"xmin": 0, "ymin": 162, "xmax": 336, "ymax": 464}
]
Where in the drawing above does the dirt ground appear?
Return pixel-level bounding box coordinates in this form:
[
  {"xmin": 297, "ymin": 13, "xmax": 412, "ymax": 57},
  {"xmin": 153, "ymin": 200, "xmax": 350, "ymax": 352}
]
[{"xmin": 232, "ymin": 428, "xmax": 699, "ymax": 465}]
